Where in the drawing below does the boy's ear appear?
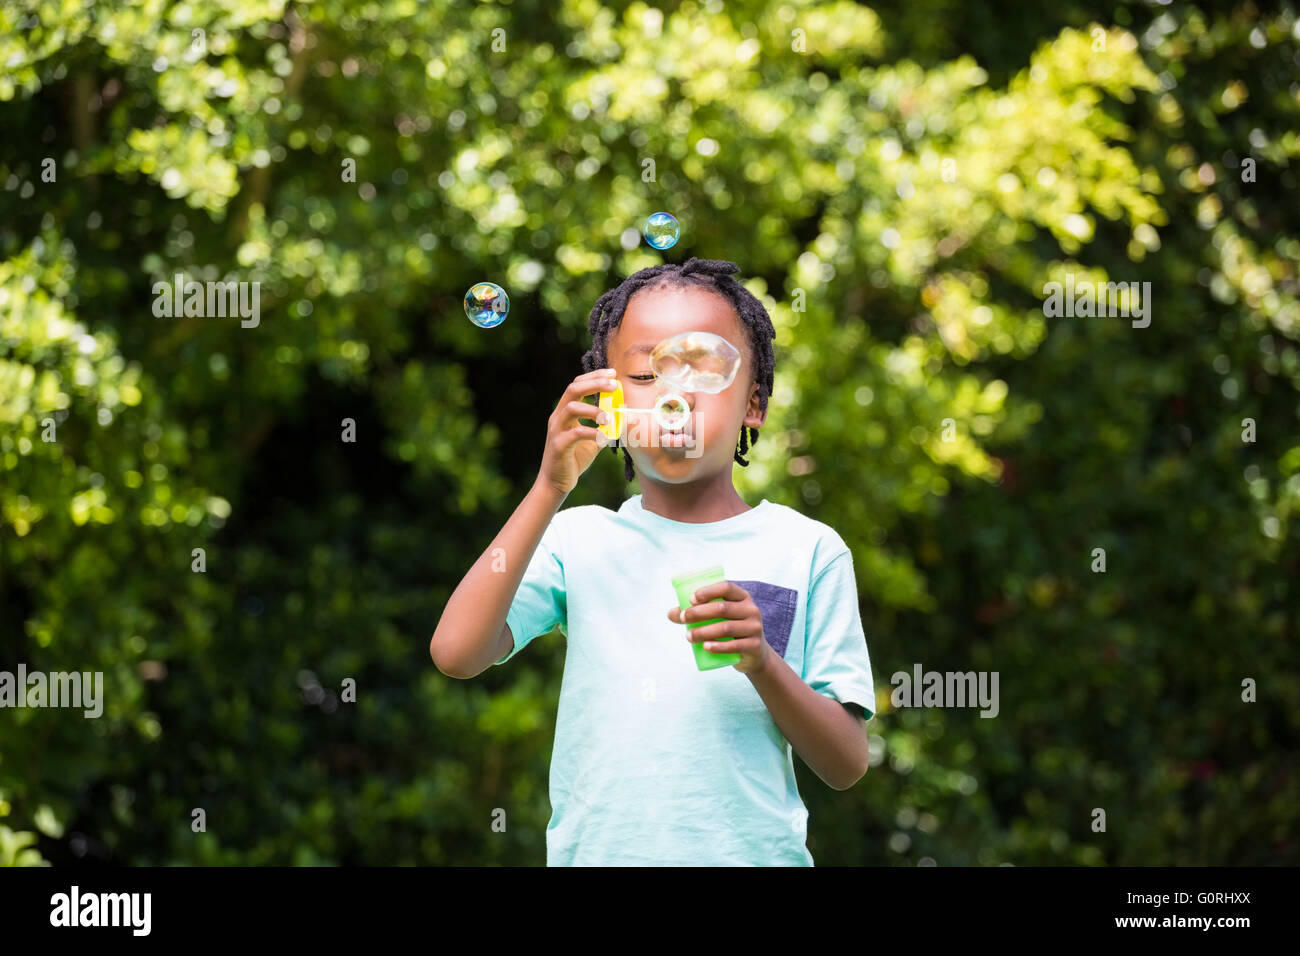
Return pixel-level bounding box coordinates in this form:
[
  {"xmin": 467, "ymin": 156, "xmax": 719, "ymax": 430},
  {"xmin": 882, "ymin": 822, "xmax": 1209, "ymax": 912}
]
[{"xmin": 743, "ymin": 382, "xmax": 767, "ymax": 430}]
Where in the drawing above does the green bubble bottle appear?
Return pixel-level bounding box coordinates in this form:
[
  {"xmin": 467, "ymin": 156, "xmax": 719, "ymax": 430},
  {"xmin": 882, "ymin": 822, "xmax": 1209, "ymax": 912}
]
[{"xmin": 671, "ymin": 565, "xmax": 741, "ymax": 671}]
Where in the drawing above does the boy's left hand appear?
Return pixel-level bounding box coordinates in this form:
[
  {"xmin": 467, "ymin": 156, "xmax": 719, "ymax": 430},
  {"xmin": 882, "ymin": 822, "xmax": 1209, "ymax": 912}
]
[{"xmin": 667, "ymin": 581, "xmax": 772, "ymax": 675}]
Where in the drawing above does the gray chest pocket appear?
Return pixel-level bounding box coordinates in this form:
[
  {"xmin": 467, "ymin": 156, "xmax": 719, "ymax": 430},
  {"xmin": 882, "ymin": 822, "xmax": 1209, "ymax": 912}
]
[{"xmin": 731, "ymin": 580, "xmax": 799, "ymax": 659}]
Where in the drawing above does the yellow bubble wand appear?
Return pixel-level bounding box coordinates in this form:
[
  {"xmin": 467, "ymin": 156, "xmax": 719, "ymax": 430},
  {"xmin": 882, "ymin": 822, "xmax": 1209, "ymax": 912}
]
[
  {"xmin": 595, "ymin": 331, "xmax": 742, "ymax": 440},
  {"xmin": 596, "ymin": 382, "xmax": 691, "ymax": 440}
]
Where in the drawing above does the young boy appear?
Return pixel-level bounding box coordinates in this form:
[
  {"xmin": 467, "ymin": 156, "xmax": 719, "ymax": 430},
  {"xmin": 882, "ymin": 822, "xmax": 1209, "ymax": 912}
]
[{"xmin": 430, "ymin": 257, "xmax": 875, "ymax": 866}]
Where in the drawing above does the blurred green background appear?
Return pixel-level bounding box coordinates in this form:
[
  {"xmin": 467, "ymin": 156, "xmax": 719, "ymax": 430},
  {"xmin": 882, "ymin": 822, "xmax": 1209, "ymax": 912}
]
[{"xmin": 1, "ymin": 0, "xmax": 1297, "ymax": 866}]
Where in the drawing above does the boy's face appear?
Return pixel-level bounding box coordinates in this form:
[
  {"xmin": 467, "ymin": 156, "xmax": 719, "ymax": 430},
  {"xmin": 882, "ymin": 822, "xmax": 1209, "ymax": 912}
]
[{"xmin": 607, "ymin": 285, "xmax": 766, "ymax": 486}]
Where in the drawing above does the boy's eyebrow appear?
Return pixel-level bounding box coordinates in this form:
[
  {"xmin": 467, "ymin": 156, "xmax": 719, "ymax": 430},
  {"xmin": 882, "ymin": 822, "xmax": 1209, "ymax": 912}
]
[{"xmin": 622, "ymin": 343, "xmax": 655, "ymax": 357}]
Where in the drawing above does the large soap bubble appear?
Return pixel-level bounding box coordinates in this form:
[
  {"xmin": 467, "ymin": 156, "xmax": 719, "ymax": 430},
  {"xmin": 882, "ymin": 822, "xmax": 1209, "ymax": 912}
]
[
  {"xmin": 650, "ymin": 331, "xmax": 741, "ymax": 393},
  {"xmin": 463, "ymin": 282, "xmax": 509, "ymax": 328}
]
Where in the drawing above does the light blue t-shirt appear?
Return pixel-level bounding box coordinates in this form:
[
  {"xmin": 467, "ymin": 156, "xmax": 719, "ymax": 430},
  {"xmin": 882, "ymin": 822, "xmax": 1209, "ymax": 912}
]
[{"xmin": 496, "ymin": 494, "xmax": 876, "ymax": 866}]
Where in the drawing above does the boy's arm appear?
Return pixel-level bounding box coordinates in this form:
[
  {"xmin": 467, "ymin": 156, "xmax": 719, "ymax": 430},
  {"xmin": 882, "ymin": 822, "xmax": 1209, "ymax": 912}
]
[
  {"xmin": 752, "ymin": 548, "xmax": 875, "ymax": 790},
  {"xmin": 430, "ymin": 480, "xmax": 565, "ymax": 679},
  {"xmin": 430, "ymin": 366, "xmax": 618, "ymax": 679},
  {"xmin": 746, "ymin": 654, "xmax": 871, "ymax": 790}
]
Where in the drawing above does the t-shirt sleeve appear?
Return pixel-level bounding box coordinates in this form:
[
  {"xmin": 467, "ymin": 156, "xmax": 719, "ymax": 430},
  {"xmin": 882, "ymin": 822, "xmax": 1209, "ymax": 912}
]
[
  {"xmin": 494, "ymin": 513, "xmax": 568, "ymax": 665},
  {"xmin": 800, "ymin": 548, "xmax": 876, "ymax": 720}
]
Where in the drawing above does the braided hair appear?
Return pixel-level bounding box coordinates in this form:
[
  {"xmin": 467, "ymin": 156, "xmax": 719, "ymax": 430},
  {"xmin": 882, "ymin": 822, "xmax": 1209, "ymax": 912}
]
[{"xmin": 580, "ymin": 257, "xmax": 776, "ymax": 482}]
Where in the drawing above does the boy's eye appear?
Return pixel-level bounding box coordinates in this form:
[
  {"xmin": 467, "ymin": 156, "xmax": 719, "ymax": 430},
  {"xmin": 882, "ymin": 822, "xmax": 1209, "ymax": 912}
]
[{"xmin": 628, "ymin": 374, "xmax": 656, "ymax": 382}]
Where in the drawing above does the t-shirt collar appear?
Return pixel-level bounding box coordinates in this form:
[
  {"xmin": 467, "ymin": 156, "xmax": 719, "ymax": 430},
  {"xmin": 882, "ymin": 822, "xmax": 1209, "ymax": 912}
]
[{"xmin": 620, "ymin": 494, "xmax": 770, "ymax": 534}]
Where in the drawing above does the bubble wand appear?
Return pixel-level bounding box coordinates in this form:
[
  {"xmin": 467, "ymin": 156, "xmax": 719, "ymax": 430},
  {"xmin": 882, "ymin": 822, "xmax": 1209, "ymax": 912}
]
[{"xmin": 596, "ymin": 331, "xmax": 742, "ymax": 439}]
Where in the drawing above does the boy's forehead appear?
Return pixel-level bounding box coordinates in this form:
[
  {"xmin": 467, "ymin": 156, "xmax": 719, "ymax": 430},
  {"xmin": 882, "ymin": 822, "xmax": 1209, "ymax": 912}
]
[{"xmin": 615, "ymin": 286, "xmax": 748, "ymax": 360}]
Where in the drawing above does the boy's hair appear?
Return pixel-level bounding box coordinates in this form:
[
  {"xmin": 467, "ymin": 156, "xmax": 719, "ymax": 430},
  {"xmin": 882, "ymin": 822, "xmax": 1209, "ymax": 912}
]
[{"xmin": 580, "ymin": 257, "xmax": 776, "ymax": 482}]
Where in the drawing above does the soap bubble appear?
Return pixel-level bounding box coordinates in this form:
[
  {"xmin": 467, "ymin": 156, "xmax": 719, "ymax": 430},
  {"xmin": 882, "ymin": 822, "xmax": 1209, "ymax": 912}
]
[
  {"xmin": 464, "ymin": 282, "xmax": 509, "ymax": 328},
  {"xmin": 653, "ymin": 390, "xmax": 691, "ymax": 431},
  {"xmin": 650, "ymin": 331, "xmax": 741, "ymax": 393},
  {"xmin": 642, "ymin": 212, "xmax": 680, "ymax": 250}
]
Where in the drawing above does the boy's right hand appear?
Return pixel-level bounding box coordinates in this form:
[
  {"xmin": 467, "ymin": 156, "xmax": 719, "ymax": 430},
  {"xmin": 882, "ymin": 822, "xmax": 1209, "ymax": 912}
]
[{"xmin": 537, "ymin": 368, "xmax": 619, "ymax": 496}]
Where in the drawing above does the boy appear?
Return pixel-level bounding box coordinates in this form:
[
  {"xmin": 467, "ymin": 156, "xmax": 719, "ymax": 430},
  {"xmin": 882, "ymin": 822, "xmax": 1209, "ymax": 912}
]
[{"xmin": 430, "ymin": 257, "xmax": 875, "ymax": 865}]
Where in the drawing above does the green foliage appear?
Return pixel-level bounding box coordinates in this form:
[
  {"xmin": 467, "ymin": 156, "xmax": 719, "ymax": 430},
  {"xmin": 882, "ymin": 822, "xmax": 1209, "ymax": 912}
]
[
  {"xmin": 1, "ymin": 0, "xmax": 1296, "ymax": 865},
  {"xmin": 0, "ymin": 824, "xmax": 48, "ymax": 866}
]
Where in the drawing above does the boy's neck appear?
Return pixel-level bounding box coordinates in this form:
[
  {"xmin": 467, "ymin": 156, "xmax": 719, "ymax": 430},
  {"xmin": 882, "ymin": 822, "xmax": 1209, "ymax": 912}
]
[{"xmin": 638, "ymin": 471, "xmax": 753, "ymax": 524}]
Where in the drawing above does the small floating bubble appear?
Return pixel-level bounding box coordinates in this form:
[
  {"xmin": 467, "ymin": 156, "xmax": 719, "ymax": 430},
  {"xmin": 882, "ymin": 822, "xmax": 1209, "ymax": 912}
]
[
  {"xmin": 464, "ymin": 282, "xmax": 509, "ymax": 328},
  {"xmin": 642, "ymin": 212, "xmax": 680, "ymax": 250}
]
